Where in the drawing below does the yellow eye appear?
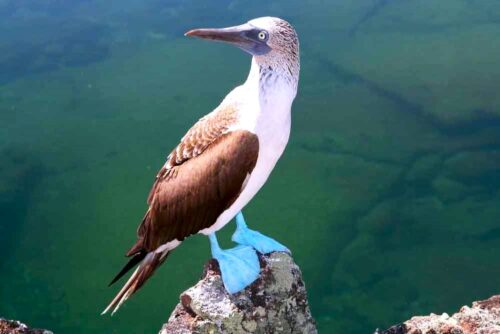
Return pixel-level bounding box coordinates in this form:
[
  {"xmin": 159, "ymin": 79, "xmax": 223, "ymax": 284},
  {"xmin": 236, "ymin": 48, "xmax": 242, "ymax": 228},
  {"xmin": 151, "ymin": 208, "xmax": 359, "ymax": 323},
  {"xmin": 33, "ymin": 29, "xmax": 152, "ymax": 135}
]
[{"xmin": 258, "ymin": 31, "xmax": 267, "ymax": 40}]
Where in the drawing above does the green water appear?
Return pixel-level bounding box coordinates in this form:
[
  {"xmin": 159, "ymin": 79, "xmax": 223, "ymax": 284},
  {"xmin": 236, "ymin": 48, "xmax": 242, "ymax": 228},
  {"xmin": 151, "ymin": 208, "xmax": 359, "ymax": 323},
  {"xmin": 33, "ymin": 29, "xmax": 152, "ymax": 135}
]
[{"xmin": 1, "ymin": 1, "xmax": 499, "ymax": 333}]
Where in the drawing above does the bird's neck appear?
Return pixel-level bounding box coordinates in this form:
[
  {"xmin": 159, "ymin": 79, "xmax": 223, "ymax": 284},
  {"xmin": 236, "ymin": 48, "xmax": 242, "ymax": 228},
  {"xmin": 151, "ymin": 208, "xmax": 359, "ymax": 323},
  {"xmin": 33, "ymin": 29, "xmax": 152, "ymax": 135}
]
[{"xmin": 244, "ymin": 58, "xmax": 299, "ymax": 105}]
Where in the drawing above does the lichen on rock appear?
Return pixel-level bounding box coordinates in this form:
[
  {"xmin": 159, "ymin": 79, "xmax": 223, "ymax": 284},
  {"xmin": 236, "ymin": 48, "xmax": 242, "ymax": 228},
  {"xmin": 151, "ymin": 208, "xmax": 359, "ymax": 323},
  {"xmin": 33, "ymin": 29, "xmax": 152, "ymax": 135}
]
[
  {"xmin": 376, "ymin": 295, "xmax": 500, "ymax": 334},
  {"xmin": 0, "ymin": 318, "xmax": 52, "ymax": 334},
  {"xmin": 160, "ymin": 252, "xmax": 317, "ymax": 334}
]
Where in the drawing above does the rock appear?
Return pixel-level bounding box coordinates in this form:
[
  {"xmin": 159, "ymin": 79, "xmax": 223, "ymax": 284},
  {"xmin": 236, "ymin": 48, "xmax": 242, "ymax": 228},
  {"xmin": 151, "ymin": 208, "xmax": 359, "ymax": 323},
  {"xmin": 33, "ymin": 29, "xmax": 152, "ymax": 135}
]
[
  {"xmin": 160, "ymin": 252, "xmax": 317, "ymax": 334},
  {"xmin": 0, "ymin": 318, "xmax": 52, "ymax": 334},
  {"xmin": 376, "ymin": 295, "xmax": 500, "ymax": 334}
]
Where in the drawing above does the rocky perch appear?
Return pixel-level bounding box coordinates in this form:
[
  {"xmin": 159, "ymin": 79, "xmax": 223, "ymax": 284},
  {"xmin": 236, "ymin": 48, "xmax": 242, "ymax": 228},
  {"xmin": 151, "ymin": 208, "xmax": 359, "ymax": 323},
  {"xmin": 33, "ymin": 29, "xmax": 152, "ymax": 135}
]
[
  {"xmin": 377, "ymin": 295, "xmax": 500, "ymax": 334},
  {"xmin": 0, "ymin": 318, "xmax": 52, "ymax": 334},
  {"xmin": 160, "ymin": 252, "xmax": 317, "ymax": 334}
]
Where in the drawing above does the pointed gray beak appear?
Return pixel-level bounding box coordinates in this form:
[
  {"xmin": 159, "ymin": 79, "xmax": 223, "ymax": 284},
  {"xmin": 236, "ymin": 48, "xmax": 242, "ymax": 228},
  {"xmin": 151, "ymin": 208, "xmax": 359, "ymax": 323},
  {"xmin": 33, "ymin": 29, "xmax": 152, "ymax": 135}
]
[{"xmin": 185, "ymin": 23, "xmax": 271, "ymax": 56}]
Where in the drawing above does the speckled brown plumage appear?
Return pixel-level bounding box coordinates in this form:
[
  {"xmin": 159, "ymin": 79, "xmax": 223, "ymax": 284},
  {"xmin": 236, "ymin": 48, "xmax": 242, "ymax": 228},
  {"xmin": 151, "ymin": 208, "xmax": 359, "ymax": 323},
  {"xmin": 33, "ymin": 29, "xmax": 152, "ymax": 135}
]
[
  {"xmin": 255, "ymin": 18, "xmax": 300, "ymax": 89},
  {"xmin": 167, "ymin": 107, "xmax": 239, "ymax": 169},
  {"xmin": 146, "ymin": 105, "xmax": 238, "ymax": 205}
]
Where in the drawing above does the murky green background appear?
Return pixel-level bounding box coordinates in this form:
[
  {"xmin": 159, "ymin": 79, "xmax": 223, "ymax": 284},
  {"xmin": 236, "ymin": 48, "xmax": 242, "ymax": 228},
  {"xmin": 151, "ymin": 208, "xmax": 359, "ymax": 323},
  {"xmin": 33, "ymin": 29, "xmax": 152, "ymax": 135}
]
[{"xmin": 1, "ymin": 1, "xmax": 499, "ymax": 333}]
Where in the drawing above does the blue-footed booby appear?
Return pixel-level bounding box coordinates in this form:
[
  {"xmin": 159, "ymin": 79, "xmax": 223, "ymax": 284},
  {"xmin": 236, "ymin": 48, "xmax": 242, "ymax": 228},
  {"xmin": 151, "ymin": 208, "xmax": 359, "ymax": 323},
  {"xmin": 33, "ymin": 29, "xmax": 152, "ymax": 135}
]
[{"xmin": 102, "ymin": 16, "xmax": 300, "ymax": 315}]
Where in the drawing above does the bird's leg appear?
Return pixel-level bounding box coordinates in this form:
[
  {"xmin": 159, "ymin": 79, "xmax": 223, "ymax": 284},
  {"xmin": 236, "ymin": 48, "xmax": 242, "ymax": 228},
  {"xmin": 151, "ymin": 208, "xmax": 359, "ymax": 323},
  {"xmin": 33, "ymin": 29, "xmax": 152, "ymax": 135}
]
[
  {"xmin": 231, "ymin": 211, "xmax": 290, "ymax": 254},
  {"xmin": 208, "ymin": 233, "xmax": 260, "ymax": 294}
]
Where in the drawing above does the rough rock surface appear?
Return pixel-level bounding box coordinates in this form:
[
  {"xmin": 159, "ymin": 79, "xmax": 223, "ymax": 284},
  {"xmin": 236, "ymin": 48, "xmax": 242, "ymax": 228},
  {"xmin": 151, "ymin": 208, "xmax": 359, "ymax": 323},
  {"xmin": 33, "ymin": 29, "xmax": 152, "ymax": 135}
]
[
  {"xmin": 376, "ymin": 295, "xmax": 500, "ymax": 334},
  {"xmin": 160, "ymin": 252, "xmax": 317, "ymax": 334},
  {"xmin": 0, "ymin": 318, "xmax": 52, "ymax": 334}
]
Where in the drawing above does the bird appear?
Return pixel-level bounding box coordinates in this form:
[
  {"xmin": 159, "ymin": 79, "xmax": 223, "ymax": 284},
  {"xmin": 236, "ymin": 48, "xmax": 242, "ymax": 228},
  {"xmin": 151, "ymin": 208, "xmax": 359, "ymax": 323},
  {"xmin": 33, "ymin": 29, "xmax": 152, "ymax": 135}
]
[{"xmin": 102, "ymin": 16, "xmax": 300, "ymax": 315}]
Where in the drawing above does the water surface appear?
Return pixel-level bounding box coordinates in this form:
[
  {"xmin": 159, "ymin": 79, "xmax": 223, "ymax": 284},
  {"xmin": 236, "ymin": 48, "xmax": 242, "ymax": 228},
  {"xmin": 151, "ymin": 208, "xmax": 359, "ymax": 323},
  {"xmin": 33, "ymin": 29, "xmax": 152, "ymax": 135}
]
[{"xmin": 1, "ymin": 1, "xmax": 500, "ymax": 333}]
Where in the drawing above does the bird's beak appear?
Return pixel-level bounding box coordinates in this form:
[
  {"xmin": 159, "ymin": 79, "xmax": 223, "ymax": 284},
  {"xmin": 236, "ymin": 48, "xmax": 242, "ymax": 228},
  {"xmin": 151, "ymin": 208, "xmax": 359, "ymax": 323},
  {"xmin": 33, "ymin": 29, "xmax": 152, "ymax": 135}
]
[{"xmin": 185, "ymin": 23, "xmax": 271, "ymax": 56}]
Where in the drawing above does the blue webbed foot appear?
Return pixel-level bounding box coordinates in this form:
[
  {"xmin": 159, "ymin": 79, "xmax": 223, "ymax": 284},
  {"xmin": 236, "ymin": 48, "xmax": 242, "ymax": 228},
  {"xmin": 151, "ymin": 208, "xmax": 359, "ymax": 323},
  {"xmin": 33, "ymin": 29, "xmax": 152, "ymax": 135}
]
[
  {"xmin": 232, "ymin": 212, "xmax": 290, "ymax": 254},
  {"xmin": 208, "ymin": 233, "xmax": 260, "ymax": 294}
]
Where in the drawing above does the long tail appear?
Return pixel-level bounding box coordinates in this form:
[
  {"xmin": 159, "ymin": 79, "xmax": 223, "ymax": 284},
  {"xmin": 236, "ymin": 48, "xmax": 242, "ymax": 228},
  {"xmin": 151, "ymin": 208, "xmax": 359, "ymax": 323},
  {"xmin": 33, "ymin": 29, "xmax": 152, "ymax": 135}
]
[{"xmin": 101, "ymin": 251, "xmax": 169, "ymax": 315}]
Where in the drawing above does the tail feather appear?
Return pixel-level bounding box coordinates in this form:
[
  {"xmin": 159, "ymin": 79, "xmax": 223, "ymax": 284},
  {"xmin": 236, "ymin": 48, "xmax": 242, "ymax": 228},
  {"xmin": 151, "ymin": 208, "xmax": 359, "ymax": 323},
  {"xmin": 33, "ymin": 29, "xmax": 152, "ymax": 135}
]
[
  {"xmin": 102, "ymin": 251, "xmax": 169, "ymax": 315},
  {"xmin": 108, "ymin": 251, "xmax": 146, "ymax": 287}
]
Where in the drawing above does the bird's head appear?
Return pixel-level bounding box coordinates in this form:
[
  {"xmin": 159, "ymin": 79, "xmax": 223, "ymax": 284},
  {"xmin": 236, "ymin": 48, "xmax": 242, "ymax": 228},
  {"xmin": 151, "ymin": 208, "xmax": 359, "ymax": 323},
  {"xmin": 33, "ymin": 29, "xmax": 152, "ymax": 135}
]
[{"xmin": 185, "ymin": 17, "xmax": 299, "ymax": 73}]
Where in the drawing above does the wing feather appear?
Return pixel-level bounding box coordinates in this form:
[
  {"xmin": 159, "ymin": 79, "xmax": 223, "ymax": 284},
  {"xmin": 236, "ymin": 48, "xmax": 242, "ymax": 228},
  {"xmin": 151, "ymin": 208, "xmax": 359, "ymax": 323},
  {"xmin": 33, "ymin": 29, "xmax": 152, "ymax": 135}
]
[
  {"xmin": 147, "ymin": 105, "xmax": 238, "ymax": 205},
  {"xmin": 129, "ymin": 103, "xmax": 258, "ymax": 254},
  {"xmin": 140, "ymin": 130, "xmax": 258, "ymax": 251}
]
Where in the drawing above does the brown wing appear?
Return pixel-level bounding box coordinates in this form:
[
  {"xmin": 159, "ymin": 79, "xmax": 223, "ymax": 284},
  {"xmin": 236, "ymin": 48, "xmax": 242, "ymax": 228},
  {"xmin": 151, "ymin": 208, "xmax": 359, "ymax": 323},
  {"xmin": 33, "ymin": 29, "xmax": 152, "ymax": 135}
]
[
  {"xmin": 131, "ymin": 130, "xmax": 259, "ymax": 254},
  {"xmin": 147, "ymin": 106, "xmax": 238, "ymax": 205}
]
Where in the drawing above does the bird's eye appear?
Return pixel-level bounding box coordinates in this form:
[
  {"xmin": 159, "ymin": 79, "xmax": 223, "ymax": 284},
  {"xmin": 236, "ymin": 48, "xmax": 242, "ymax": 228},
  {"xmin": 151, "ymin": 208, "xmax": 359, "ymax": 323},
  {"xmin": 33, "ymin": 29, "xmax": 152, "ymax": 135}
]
[{"xmin": 258, "ymin": 31, "xmax": 267, "ymax": 40}]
